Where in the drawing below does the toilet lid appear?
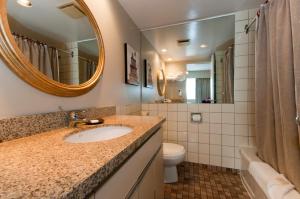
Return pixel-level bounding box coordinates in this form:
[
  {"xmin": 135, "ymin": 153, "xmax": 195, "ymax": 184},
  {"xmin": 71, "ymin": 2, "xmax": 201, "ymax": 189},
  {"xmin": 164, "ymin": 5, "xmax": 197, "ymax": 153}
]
[{"xmin": 163, "ymin": 143, "xmax": 185, "ymax": 158}]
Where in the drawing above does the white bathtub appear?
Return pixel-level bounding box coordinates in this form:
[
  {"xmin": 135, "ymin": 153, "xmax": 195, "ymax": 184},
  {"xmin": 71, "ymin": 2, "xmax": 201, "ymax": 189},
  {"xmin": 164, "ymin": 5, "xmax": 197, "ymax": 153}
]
[{"xmin": 240, "ymin": 147, "xmax": 300, "ymax": 199}]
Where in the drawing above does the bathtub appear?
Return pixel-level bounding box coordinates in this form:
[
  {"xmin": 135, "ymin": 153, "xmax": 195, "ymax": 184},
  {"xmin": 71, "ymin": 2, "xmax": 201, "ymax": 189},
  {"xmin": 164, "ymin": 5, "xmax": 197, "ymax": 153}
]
[{"xmin": 240, "ymin": 147, "xmax": 300, "ymax": 199}]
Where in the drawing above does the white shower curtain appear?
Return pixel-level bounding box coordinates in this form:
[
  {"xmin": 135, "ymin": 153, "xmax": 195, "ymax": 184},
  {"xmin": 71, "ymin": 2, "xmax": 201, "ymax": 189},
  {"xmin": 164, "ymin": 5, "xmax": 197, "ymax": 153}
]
[
  {"xmin": 255, "ymin": 0, "xmax": 300, "ymax": 191},
  {"xmin": 14, "ymin": 36, "xmax": 59, "ymax": 81}
]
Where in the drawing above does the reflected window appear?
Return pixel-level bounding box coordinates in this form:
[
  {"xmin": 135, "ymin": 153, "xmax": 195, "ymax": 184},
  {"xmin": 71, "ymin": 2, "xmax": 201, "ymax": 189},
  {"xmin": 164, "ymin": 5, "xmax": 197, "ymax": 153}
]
[{"xmin": 186, "ymin": 78, "xmax": 196, "ymax": 100}]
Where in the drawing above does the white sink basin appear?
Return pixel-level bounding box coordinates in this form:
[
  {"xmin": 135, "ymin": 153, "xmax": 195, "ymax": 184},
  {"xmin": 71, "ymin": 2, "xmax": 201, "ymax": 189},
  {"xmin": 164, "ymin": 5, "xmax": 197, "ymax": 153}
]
[{"xmin": 65, "ymin": 126, "xmax": 133, "ymax": 143}]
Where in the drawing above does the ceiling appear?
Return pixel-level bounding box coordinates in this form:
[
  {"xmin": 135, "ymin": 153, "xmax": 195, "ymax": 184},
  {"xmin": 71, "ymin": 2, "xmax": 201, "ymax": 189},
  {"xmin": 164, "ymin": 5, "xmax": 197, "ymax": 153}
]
[
  {"xmin": 142, "ymin": 15, "xmax": 235, "ymax": 62},
  {"xmin": 118, "ymin": 0, "xmax": 262, "ymax": 30},
  {"xmin": 7, "ymin": 0, "xmax": 96, "ymax": 44}
]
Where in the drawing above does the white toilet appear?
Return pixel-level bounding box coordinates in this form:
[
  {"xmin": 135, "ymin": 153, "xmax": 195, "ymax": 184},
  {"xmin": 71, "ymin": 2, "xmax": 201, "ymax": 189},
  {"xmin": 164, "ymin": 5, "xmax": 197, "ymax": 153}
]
[{"xmin": 163, "ymin": 143, "xmax": 186, "ymax": 183}]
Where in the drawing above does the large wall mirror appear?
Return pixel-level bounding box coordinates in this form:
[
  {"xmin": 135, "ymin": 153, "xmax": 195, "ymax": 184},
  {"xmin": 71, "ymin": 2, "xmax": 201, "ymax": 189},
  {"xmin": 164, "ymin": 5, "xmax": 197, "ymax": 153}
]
[
  {"xmin": 141, "ymin": 15, "xmax": 235, "ymax": 104},
  {"xmin": 0, "ymin": 0, "xmax": 105, "ymax": 96}
]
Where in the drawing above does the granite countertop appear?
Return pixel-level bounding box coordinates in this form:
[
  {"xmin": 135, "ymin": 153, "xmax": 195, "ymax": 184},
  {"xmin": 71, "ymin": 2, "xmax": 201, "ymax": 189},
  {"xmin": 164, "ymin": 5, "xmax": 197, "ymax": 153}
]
[{"xmin": 0, "ymin": 115, "xmax": 165, "ymax": 199}]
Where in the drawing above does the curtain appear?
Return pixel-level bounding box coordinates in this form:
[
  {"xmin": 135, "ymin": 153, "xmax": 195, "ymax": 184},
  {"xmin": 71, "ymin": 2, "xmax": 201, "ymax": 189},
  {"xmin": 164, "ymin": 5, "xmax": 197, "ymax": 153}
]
[
  {"xmin": 223, "ymin": 46, "xmax": 234, "ymax": 103},
  {"xmin": 290, "ymin": 0, "xmax": 300, "ymax": 145},
  {"xmin": 196, "ymin": 78, "xmax": 210, "ymax": 103},
  {"xmin": 79, "ymin": 59, "xmax": 97, "ymax": 83},
  {"xmin": 255, "ymin": 0, "xmax": 300, "ymax": 191},
  {"xmin": 14, "ymin": 36, "xmax": 59, "ymax": 81}
]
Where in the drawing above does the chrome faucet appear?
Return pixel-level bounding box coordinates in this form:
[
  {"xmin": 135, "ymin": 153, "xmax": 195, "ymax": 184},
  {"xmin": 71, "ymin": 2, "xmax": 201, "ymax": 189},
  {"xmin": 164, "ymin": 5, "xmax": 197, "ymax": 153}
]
[{"xmin": 68, "ymin": 110, "xmax": 87, "ymax": 128}]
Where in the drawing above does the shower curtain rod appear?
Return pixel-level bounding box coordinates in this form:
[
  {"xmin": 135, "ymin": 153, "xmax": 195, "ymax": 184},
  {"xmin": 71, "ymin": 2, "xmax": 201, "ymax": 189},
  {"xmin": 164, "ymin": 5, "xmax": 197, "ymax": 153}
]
[
  {"xmin": 244, "ymin": 0, "xmax": 269, "ymax": 34},
  {"xmin": 12, "ymin": 32, "xmax": 96, "ymax": 63}
]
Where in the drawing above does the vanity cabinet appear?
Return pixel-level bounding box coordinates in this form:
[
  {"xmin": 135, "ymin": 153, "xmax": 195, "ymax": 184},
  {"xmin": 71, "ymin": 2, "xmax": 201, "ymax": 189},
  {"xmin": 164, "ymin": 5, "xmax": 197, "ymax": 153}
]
[{"xmin": 90, "ymin": 128, "xmax": 164, "ymax": 199}]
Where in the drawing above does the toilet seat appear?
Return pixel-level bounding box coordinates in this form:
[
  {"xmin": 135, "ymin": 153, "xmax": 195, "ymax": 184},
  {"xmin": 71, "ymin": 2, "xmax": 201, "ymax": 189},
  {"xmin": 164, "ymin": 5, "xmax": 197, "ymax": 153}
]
[{"xmin": 163, "ymin": 143, "xmax": 185, "ymax": 159}]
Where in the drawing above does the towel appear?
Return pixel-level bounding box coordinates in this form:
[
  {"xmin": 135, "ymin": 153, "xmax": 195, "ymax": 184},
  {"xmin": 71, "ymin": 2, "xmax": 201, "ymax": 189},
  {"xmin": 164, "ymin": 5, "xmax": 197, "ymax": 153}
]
[{"xmin": 267, "ymin": 174, "xmax": 295, "ymax": 199}]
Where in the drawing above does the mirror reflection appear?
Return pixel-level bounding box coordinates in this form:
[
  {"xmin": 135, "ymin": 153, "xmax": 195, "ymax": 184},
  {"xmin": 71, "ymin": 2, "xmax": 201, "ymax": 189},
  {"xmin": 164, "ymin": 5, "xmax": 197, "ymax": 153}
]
[
  {"xmin": 7, "ymin": 0, "xmax": 100, "ymax": 85},
  {"xmin": 141, "ymin": 15, "xmax": 235, "ymax": 104},
  {"xmin": 157, "ymin": 69, "xmax": 166, "ymax": 97}
]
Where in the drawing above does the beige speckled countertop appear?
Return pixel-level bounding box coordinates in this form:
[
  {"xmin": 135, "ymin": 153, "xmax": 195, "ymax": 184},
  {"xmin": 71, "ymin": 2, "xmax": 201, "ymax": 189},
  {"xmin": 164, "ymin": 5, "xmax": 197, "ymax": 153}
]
[{"xmin": 0, "ymin": 115, "xmax": 165, "ymax": 199}]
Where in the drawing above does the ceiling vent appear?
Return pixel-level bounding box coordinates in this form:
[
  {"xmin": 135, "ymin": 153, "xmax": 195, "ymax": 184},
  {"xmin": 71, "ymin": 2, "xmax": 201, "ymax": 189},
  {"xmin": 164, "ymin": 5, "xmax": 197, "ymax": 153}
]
[
  {"xmin": 58, "ymin": 3, "xmax": 85, "ymax": 19},
  {"xmin": 177, "ymin": 39, "xmax": 190, "ymax": 46}
]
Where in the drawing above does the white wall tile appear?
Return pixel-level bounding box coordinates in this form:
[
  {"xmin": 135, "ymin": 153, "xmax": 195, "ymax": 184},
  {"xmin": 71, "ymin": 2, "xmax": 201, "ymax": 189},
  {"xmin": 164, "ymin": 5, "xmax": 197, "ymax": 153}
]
[
  {"xmin": 188, "ymin": 153, "xmax": 198, "ymax": 163},
  {"xmin": 210, "ymin": 145, "xmax": 222, "ymax": 156},
  {"xmin": 235, "ymin": 56, "xmax": 248, "ymax": 67},
  {"xmin": 198, "ymin": 104, "xmax": 210, "ymax": 112},
  {"xmin": 235, "ymin": 20, "xmax": 248, "ymax": 33},
  {"xmin": 199, "ymin": 144, "xmax": 209, "ymax": 154},
  {"xmin": 235, "ymin": 44, "xmax": 249, "ymax": 56},
  {"xmin": 167, "ymin": 112, "xmax": 178, "ymax": 121},
  {"xmin": 168, "ymin": 131, "xmax": 178, "ymax": 141},
  {"xmin": 210, "ymin": 104, "xmax": 221, "ymax": 112},
  {"xmin": 235, "ymin": 102, "xmax": 248, "ymax": 113},
  {"xmin": 235, "ymin": 10, "xmax": 249, "ymax": 21},
  {"xmin": 210, "ymin": 123, "xmax": 222, "ymax": 134},
  {"xmin": 235, "ymin": 125, "xmax": 249, "ymax": 136},
  {"xmin": 210, "ymin": 113, "xmax": 221, "ymax": 123},
  {"xmin": 222, "ymin": 146, "xmax": 235, "ymax": 157},
  {"xmin": 222, "ymin": 135, "xmax": 235, "ymax": 146},
  {"xmin": 235, "ymin": 68, "xmax": 249, "ymax": 79},
  {"xmin": 222, "ymin": 113, "xmax": 234, "ymax": 124},
  {"xmin": 202, "ymin": 113, "xmax": 210, "ymax": 123},
  {"xmin": 168, "ymin": 104, "xmax": 178, "ymax": 112},
  {"xmin": 199, "ymin": 154, "xmax": 209, "ymax": 165},
  {"xmin": 235, "ymin": 159, "xmax": 241, "ymax": 170},
  {"xmin": 222, "ymin": 104, "xmax": 235, "ymax": 113},
  {"xmin": 168, "ymin": 121, "xmax": 178, "ymax": 131},
  {"xmin": 188, "ymin": 142, "xmax": 198, "ymax": 153},
  {"xmin": 178, "ymin": 131, "xmax": 188, "ymax": 142},
  {"xmin": 199, "ymin": 134, "xmax": 210, "ymax": 144},
  {"xmin": 210, "ymin": 156, "xmax": 222, "ymax": 166},
  {"xmin": 158, "ymin": 104, "xmax": 167, "ymax": 111},
  {"xmin": 235, "ymin": 114, "xmax": 248, "ymax": 125},
  {"xmin": 149, "ymin": 104, "xmax": 158, "ymax": 111},
  {"xmin": 210, "ymin": 134, "xmax": 221, "ymax": 145},
  {"xmin": 177, "ymin": 104, "xmax": 188, "ymax": 111},
  {"xmin": 222, "ymin": 157, "xmax": 235, "ymax": 168},
  {"xmin": 235, "ymin": 136, "xmax": 249, "ymax": 146},
  {"xmin": 188, "ymin": 123, "xmax": 198, "ymax": 133},
  {"xmin": 235, "ymin": 33, "xmax": 249, "ymax": 44},
  {"xmin": 178, "ymin": 122, "xmax": 188, "ymax": 131},
  {"xmin": 188, "ymin": 133, "xmax": 199, "ymax": 143},
  {"xmin": 199, "ymin": 123, "xmax": 210, "ymax": 133},
  {"xmin": 142, "ymin": 104, "xmax": 149, "ymax": 111},
  {"xmin": 188, "ymin": 104, "xmax": 199, "ymax": 112},
  {"xmin": 178, "ymin": 112, "xmax": 188, "ymax": 121},
  {"xmin": 222, "ymin": 124, "xmax": 235, "ymax": 135}
]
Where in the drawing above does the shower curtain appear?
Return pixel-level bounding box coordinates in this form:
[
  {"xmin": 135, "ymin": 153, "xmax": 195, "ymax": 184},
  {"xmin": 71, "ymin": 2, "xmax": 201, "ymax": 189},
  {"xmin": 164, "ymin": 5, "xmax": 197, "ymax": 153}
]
[
  {"xmin": 223, "ymin": 46, "xmax": 234, "ymax": 103},
  {"xmin": 79, "ymin": 59, "xmax": 97, "ymax": 83},
  {"xmin": 14, "ymin": 36, "xmax": 60, "ymax": 81},
  {"xmin": 255, "ymin": 0, "xmax": 300, "ymax": 191},
  {"xmin": 196, "ymin": 78, "xmax": 210, "ymax": 103}
]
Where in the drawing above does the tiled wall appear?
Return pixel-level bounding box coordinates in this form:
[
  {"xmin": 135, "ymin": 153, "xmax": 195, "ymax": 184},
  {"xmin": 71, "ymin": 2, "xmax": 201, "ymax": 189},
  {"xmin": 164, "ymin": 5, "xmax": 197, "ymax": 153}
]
[
  {"xmin": 116, "ymin": 104, "xmax": 142, "ymax": 115},
  {"xmin": 141, "ymin": 9, "xmax": 256, "ymax": 170}
]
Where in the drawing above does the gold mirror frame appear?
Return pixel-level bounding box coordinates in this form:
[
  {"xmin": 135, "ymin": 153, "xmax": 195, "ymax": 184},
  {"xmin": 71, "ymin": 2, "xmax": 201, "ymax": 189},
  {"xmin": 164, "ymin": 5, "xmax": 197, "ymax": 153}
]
[
  {"xmin": 0, "ymin": 0, "xmax": 105, "ymax": 97},
  {"xmin": 157, "ymin": 69, "xmax": 166, "ymax": 97}
]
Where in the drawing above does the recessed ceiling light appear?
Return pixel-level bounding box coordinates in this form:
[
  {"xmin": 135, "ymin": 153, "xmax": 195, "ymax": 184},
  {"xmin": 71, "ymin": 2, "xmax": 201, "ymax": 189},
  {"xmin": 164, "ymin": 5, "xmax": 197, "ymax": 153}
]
[
  {"xmin": 161, "ymin": 49, "xmax": 167, "ymax": 53},
  {"xmin": 200, "ymin": 44, "xmax": 208, "ymax": 48},
  {"xmin": 17, "ymin": 0, "xmax": 32, "ymax": 7},
  {"xmin": 167, "ymin": 58, "xmax": 173, "ymax": 61}
]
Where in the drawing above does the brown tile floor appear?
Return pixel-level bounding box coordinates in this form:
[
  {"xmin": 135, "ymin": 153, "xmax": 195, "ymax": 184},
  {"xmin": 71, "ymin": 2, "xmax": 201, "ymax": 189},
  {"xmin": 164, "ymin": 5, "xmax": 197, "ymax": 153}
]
[{"xmin": 164, "ymin": 162, "xmax": 250, "ymax": 199}]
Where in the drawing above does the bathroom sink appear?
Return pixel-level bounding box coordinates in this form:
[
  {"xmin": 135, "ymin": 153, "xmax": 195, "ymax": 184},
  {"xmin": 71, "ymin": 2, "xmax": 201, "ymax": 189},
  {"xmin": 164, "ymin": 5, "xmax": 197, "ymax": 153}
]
[{"xmin": 64, "ymin": 126, "xmax": 133, "ymax": 143}]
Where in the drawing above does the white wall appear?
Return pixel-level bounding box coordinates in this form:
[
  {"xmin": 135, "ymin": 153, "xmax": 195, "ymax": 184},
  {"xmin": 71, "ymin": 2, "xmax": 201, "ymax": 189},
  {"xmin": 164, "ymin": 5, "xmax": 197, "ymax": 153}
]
[{"xmin": 0, "ymin": 0, "xmax": 141, "ymax": 119}]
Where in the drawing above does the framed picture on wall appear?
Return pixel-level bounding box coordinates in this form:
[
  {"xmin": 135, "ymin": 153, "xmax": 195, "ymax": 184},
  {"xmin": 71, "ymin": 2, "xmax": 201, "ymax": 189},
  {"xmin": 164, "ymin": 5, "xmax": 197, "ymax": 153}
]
[
  {"xmin": 144, "ymin": 59, "xmax": 153, "ymax": 88},
  {"xmin": 124, "ymin": 43, "xmax": 140, "ymax": 86}
]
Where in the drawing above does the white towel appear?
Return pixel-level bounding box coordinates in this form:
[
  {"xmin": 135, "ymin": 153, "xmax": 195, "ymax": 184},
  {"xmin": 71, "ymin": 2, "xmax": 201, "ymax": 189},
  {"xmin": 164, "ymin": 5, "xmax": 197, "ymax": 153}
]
[{"xmin": 267, "ymin": 174, "xmax": 295, "ymax": 199}]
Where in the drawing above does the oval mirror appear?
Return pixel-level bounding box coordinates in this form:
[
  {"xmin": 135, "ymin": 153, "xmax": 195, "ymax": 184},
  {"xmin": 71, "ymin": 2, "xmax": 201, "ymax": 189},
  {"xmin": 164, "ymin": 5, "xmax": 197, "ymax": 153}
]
[
  {"xmin": 0, "ymin": 0, "xmax": 105, "ymax": 96},
  {"xmin": 157, "ymin": 69, "xmax": 166, "ymax": 97}
]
